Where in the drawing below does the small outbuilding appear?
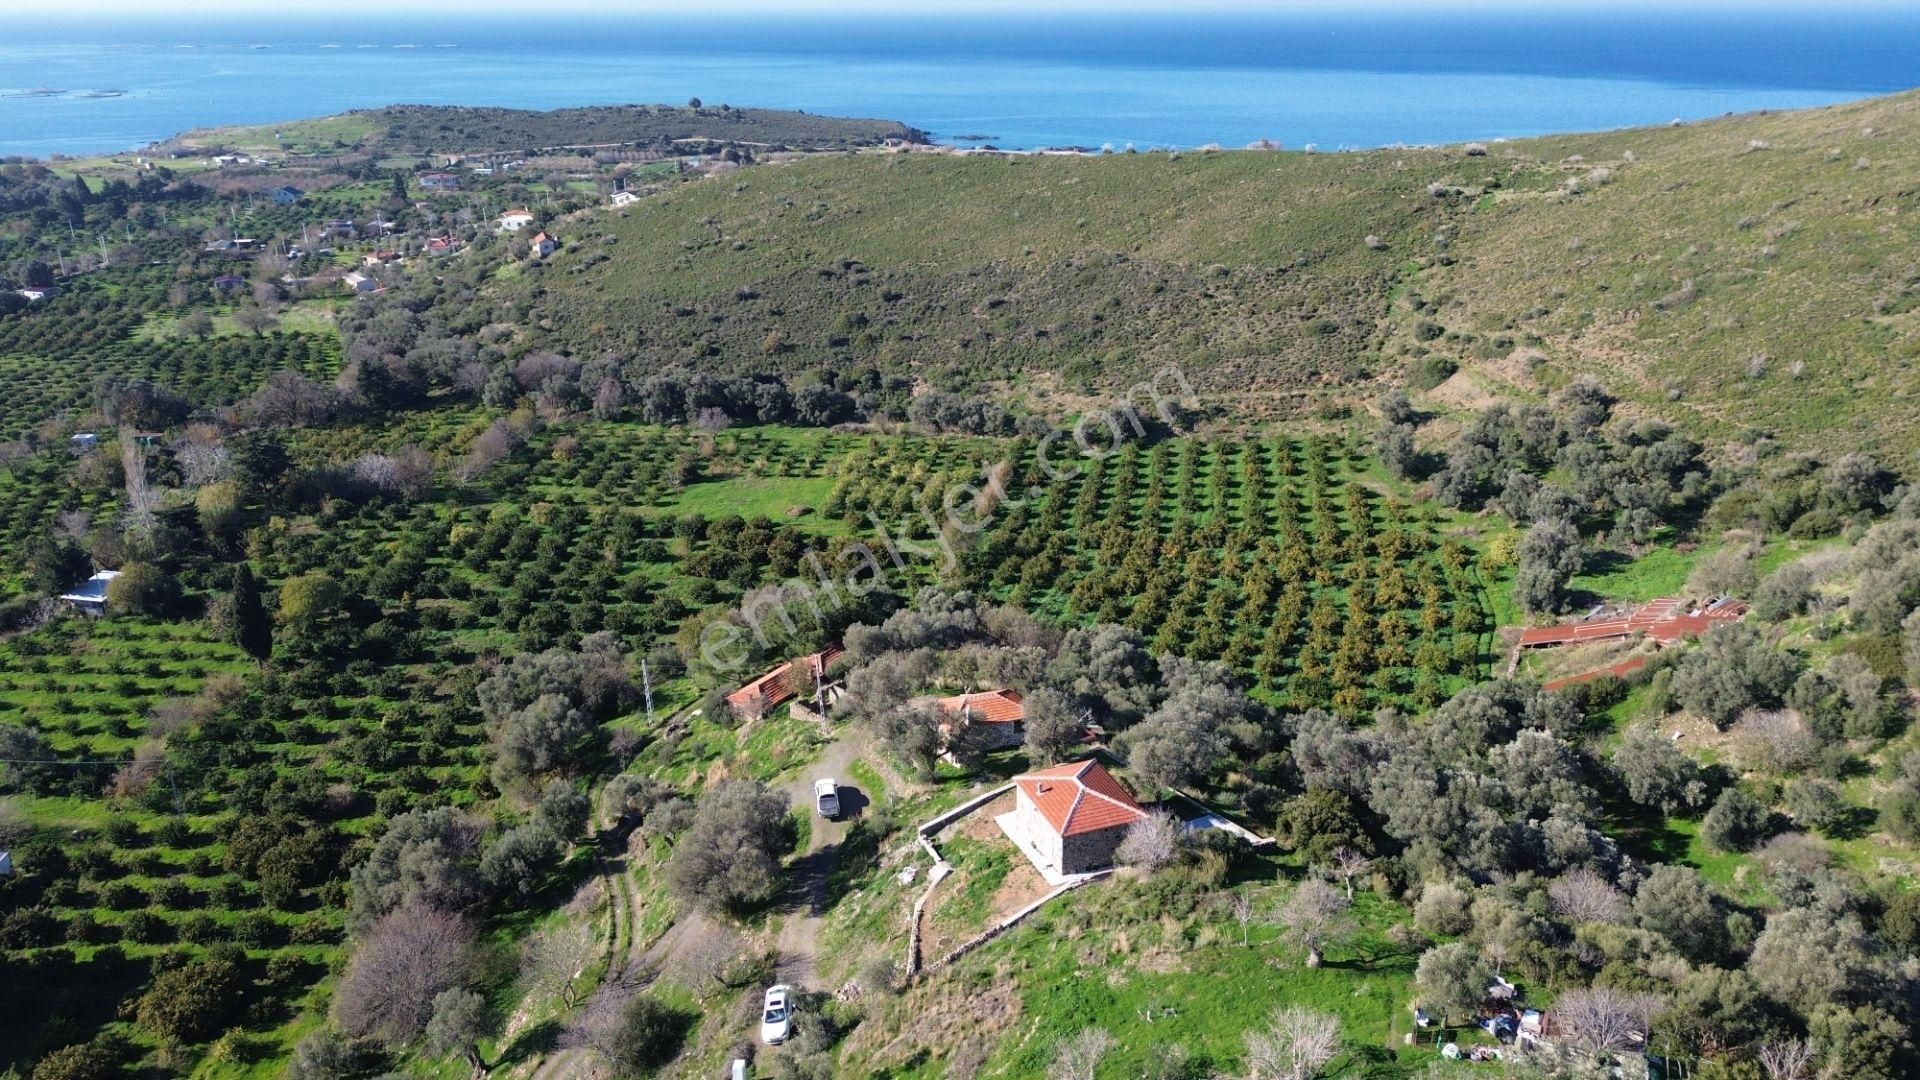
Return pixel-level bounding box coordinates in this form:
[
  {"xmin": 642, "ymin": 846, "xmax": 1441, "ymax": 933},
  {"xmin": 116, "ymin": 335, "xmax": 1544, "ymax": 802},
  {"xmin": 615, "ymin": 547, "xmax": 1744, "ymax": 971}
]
[
  {"xmin": 726, "ymin": 646, "xmax": 844, "ymax": 720},
  {"xmin": 59, "ymin": 570, "xmax": 120, "ymax": 615},
  {"xmin": 528, "ymin": 231, "xmax": 557, "ymax": 258}
]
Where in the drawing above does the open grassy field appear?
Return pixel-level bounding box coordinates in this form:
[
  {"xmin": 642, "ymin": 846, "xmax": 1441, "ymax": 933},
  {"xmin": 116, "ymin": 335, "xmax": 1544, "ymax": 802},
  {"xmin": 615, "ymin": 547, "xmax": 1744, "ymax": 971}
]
[{"xmin": 846, "ymin": 868, "xmax": 1438, "ymax": 1078}]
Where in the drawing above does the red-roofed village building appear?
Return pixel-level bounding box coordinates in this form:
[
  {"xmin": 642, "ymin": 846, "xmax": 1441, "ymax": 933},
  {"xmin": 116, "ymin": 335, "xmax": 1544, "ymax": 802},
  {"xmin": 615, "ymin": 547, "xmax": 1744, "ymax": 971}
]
[
  {"xmin": 935, "ymin": 688, "xmax": 1026, "ymax": 751},
  {"xmin": 1008, "ymin": 759, "xmax": 1147, "ymax": 876},
  {"xmin": 725, "ymin": 646, "xmax": 843, "ymax": 720}
]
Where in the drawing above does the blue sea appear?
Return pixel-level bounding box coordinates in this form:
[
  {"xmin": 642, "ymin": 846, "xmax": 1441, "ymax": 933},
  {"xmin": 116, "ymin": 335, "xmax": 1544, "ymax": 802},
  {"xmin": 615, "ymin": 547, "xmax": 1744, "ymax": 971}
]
[{"xmin": 3, "ymin": 10, "xmax": 1920, "ymax": 158}]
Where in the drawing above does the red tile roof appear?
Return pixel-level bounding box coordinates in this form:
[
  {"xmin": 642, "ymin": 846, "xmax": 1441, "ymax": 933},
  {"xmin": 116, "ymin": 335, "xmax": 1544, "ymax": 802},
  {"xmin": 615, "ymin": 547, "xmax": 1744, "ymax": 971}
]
[
  {"xmin": 1015, "ymin": 759, "xmax": 1146, "ymax": 838},
  {"xmin": 725, "ymin": 646, "xmax": 843, "ymax": 712},
  {"xmin": 936, "ymin": 688, "xmax": 1025, "ymax": 726},
  {"xmin": 1518, "ymin": 598, "xmax": 1743, "ymax": 648},
  {"xmin": 1544, "ymin": 655, "xmax": 1649, "ymax": 692}
]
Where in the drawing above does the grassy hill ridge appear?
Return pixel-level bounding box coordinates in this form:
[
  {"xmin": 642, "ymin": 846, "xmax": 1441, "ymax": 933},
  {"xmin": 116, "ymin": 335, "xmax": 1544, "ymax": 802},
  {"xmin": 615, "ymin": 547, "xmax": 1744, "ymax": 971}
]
[{"xmin": 527, "ymin": 90, "xmax": 1920, "ymax": 462}]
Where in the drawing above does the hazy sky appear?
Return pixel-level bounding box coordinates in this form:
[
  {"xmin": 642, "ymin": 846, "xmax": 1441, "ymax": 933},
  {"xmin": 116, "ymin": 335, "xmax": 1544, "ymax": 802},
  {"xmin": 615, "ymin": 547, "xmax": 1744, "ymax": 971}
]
[{"xmin": 35, "ymin": 0, "xmax": 1918, "ymax": 14}]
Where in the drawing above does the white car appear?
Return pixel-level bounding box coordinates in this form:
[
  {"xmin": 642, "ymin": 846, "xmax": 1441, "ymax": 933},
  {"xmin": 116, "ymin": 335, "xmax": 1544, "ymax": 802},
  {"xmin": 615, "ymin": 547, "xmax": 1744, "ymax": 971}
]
[
  {"xmin": 760, "ymin": 984, "xmax": 793, "ymax": 1045},
  {"xmin": 814, "ymin": 778, "xmax": 840, "ymax": 820}
]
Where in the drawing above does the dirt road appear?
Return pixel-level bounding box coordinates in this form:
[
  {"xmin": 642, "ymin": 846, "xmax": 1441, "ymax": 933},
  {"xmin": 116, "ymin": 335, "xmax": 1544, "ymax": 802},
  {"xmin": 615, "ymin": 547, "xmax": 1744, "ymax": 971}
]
[{"xmin": 773, "ymin": 733, "xmax": 876, "ymax": 990}]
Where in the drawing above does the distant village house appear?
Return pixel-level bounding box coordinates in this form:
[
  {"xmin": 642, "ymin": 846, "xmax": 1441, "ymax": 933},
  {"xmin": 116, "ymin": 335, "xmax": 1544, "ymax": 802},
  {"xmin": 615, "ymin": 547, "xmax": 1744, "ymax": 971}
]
[
  {"xmin": 497, "ymin": 209, "xmax": 536, "ymax": 232},
  {"xmin": 610, "ymin": 189, "xmax": 642, "ymax": 207},
  {"xmin": 528, "ymin": 231, "xmax": 557, "ymax": 258},
  {"xmin": 270, "ymin": 186, "xmax": 304, "ymax": 205}
]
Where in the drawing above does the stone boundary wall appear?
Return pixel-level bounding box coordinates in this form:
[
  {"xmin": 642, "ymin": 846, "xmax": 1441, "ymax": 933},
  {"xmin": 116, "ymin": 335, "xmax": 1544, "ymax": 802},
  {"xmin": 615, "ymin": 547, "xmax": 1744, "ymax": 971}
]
[{"xmin": 920, "ymin": 871, "xmax": 1112, "ymax": 977}]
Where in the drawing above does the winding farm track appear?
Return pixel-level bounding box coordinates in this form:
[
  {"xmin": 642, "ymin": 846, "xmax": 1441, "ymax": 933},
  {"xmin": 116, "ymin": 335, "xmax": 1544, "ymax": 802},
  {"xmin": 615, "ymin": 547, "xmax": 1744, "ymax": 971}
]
[{"xmin": 514, "ymin": 721, "xmax": 896, "ymax": 1076}]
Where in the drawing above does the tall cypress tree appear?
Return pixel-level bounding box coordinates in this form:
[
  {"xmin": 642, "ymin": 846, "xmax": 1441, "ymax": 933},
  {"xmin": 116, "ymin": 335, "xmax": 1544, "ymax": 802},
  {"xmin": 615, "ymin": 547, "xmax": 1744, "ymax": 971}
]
[{"xmin": 230, "ymin": 564, "xmax": 272, "ymax": 662}]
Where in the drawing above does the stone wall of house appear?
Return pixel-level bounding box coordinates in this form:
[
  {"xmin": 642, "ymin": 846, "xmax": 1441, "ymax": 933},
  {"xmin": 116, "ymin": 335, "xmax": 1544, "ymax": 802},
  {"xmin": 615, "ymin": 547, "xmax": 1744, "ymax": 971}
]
[
  {"xmin": 1059, "ymin": 824, "xmax": 1127, "ymax": 875},
  {"xmin": 1013, "ymin": 786, "xmax": 1065, "ymax": 872},
  {"xmin": 983, "ymin": 722, "xmax": 1024, "ymax": 751}
]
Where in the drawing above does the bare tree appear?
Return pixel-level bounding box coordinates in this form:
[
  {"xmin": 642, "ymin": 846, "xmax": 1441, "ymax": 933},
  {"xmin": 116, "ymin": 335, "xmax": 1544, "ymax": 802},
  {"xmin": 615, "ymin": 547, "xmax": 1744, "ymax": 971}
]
[
  {"xmin": 1733, "ymin": 709, "xmax": 1819, "ymax": 773},
  {"xmin": 352, "ymin": 452, "xmax": 400, "ymax": 494},
  {"xmin": 334, "ymin": 906, "xmax": 476, "ymax": 1044},
  {"xmin": 1244, "ymin": 1005, "xmax": 1340, "ymax": 1080},
  {"xmin": 1327, "ymin": 847, "xmax": 1372, "ymax": 900},
  {"xmin": 521, "ymin": 914, "xmax": 602, "ymax": 1010},
  {"xmin": 458, "ymin": 418, "xmax": 529, "ymax": 483},
  {"xmin": 1228, "ymin": 890, "xmax": 1256, "ymax": 947},
  {"xmin": 391, "ymin": 444, "xmax": 435, "ymax": 500},
  {"xmin": 1116, "ymin": 810, "xmax": 1185, "ymax": 872},
  {"xmin": 1546, "ymin": 868, "xmax": 1629, "ymax": 925},
  {"xmin": 1553, "ymin": 986, "xmax": 1661, "ymax": 1055},
  {"xmin": 232, "ymin": 303, "xmax": 279, "ymax": 337},
  {"xmin": 1758, "ymin": 1039, "xmax": 1816, "ymax": 1080},
  {"xmin": 1050, "ymin": 1029, "xmax": 1116, "ymax": 1080},
  {"xmin": 173, "ymin": 437, "xmax": 232, "ymax": 488},
  {"xmin": 1272, "ymin": 879, "xmax": 1353, "ymax": 968}
]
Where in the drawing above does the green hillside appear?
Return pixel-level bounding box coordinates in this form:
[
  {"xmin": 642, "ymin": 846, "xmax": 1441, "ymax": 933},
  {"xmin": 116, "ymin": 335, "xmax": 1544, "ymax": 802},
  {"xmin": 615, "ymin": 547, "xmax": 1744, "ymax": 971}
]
[
  {"xmin": 529, "ymin": 90, "xmax": 1920, "ymax": 460},
  {"xmin": 167, "ymin": 103, "xmax": 925, "ymax": 156}
]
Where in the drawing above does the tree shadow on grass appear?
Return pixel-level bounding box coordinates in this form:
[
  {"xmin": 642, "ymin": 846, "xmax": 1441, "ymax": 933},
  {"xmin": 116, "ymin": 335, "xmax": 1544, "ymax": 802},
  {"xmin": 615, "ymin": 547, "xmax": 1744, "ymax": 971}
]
[
  {"xmin": 493, "ymin": 1017, "xmax": 564, "ymax": 1070},
  {"xmin": 1821, "ymin": 805, "xmax": 1880, "ymax": 842}
]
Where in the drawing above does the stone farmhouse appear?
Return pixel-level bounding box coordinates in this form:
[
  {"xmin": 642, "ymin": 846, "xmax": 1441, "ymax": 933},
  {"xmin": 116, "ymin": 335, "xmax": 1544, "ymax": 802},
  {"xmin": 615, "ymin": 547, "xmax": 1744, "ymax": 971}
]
[{"xmin": 1003, "ymin": 759, "xmax": 1147, "ymax": 877}]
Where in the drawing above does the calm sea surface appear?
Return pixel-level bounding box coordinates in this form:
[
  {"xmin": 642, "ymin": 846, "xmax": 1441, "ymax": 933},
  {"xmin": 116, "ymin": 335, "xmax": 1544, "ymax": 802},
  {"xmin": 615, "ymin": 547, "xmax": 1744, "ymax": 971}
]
[{"xmin": 3, "ymin": 11, "xmax": 1919, "ymax": 157}]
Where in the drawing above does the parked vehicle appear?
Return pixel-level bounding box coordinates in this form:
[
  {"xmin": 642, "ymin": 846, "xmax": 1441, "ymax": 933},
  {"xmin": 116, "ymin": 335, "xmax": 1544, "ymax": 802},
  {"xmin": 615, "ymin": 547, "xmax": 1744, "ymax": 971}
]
[
  {"xmin": 760, "ymin": 984, "xmax": 793, "ymax": 1045},
  {"xmin": 814, "ymin": 778, "xmax": 840, "ymax": 819}
]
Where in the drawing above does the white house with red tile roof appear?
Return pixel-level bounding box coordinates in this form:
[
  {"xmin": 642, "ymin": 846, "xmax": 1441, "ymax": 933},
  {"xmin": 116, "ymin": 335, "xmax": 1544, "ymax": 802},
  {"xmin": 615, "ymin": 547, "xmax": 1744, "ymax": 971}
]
[
  {"xmin": 725, "ymin": 645, "xmax": 843, "ymax": 720},
  {"xmin": 1003, "ymin": 759, "xmax": 1146, "ymax": 877},
  {"xmin": 935, "ymin": 688, "xmax": 1025, "ymax": 751},
  {"xmin": 528, "ymin": 231, "xmax": 557, "ymax": 258},
  {"xmin": 497, "ymin": 208, "xmax": 536, "ymax": 232}
]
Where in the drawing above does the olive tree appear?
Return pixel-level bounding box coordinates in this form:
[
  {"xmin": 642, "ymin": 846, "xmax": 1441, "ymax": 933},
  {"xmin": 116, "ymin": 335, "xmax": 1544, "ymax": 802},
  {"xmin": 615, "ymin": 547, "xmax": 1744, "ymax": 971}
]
[
  {"xmin": 1513, "ymin": 517, "xmax": 1583, "ymax": 615},
  {"xmin": 666, "ymin": 780, "xmax": 794, "ymax": 913},
  {"xmin": 1413, "ymin": 941, "xmax": 1492, "ymax": 1027}
]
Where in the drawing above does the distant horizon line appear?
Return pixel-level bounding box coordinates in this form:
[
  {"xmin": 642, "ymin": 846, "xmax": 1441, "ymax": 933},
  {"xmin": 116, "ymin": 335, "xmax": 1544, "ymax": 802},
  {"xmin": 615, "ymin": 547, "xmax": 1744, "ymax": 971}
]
[{"xmin": 22, "ymin": 0, "xmax": 1920, "ymax": 18}]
